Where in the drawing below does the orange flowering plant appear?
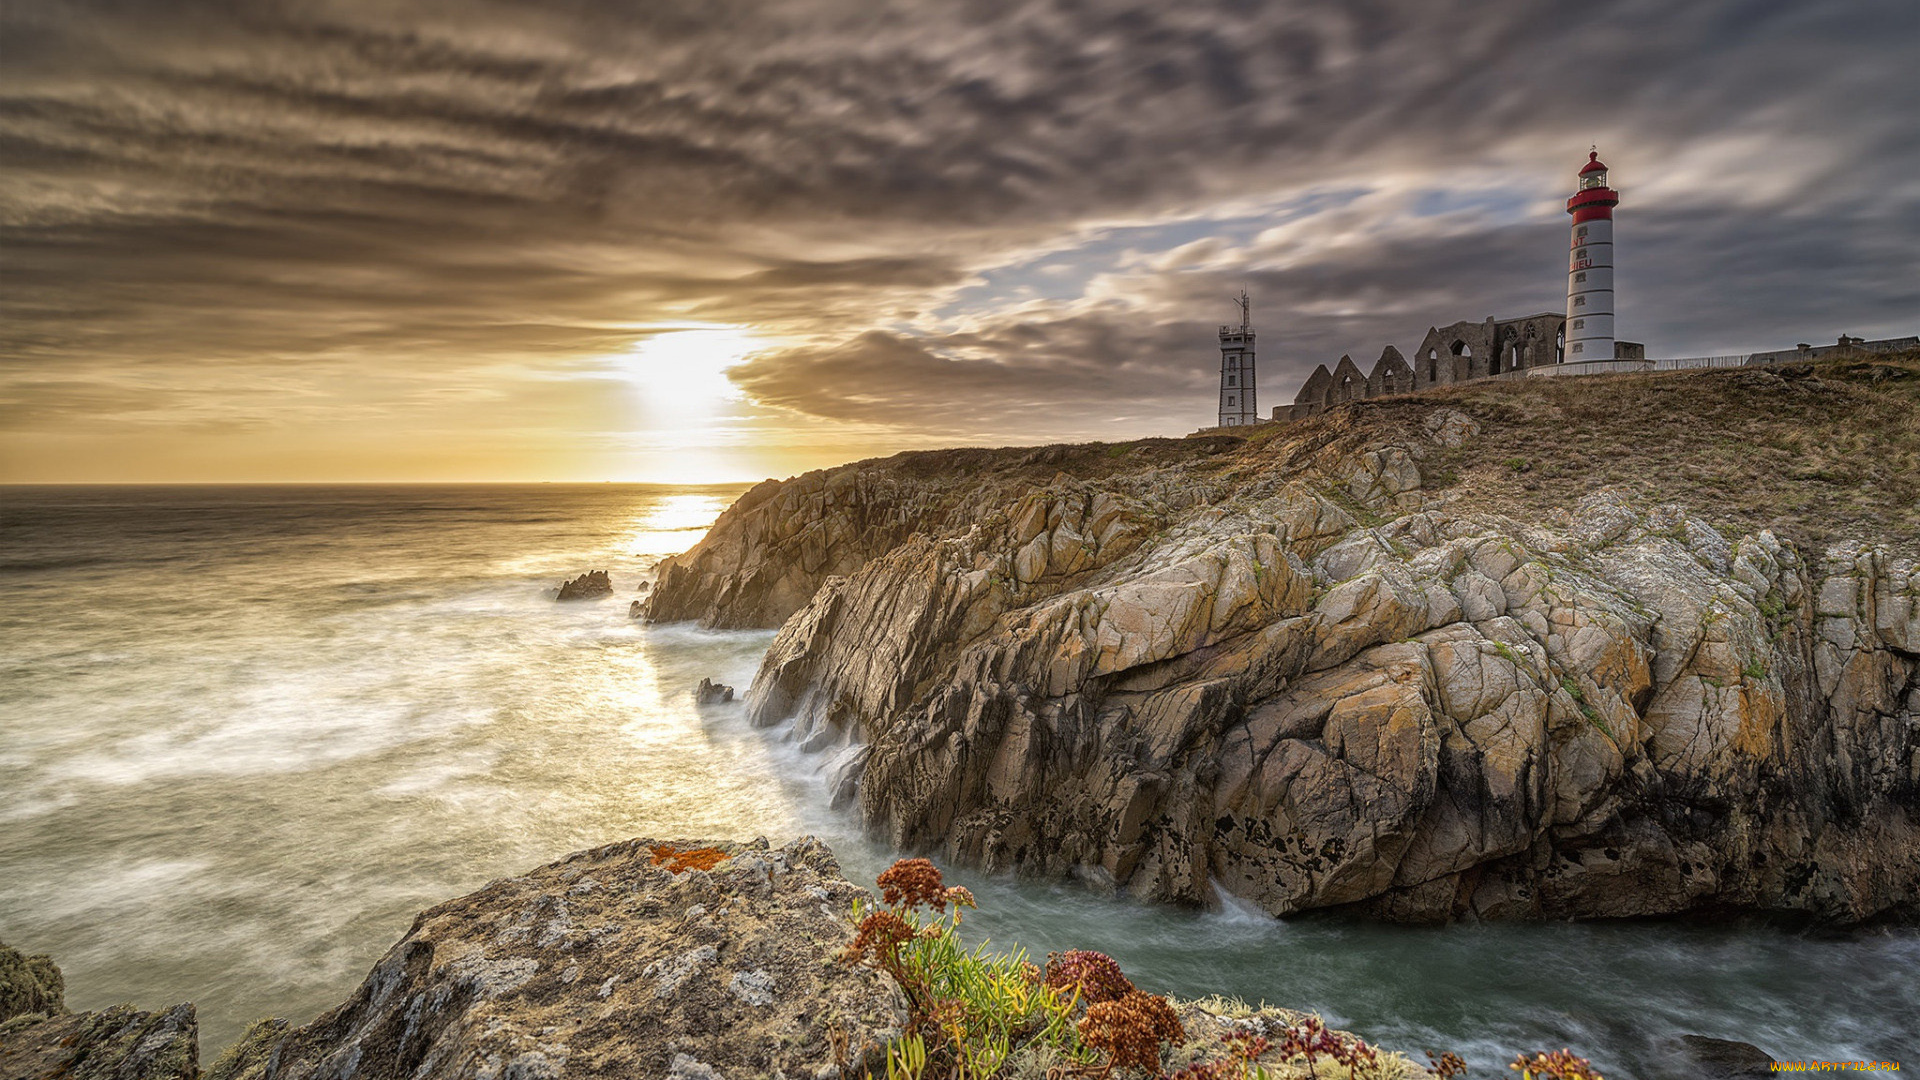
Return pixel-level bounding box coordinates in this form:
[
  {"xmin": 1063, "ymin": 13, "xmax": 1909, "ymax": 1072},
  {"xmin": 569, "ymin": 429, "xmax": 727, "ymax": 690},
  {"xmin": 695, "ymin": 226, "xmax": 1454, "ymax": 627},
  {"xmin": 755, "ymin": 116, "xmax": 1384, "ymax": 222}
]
[{"xmin": 844, "ymin": 858, "xmax": 1191, "ymax": 1079}]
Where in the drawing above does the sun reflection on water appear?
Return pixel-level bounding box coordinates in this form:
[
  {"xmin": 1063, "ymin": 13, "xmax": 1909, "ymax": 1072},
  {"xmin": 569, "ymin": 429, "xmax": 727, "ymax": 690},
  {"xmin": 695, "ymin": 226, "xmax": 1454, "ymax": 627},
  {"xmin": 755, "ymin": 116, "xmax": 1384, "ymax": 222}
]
[{"xmin": 624, "ymin": 493, "xmax": 737, "ymax": 560}]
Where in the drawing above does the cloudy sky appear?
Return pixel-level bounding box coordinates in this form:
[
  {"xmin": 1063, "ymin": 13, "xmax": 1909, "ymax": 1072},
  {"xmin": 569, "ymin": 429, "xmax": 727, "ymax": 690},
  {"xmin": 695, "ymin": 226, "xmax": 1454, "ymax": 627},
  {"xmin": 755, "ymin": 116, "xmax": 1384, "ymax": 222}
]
[{"xmin": 3, "ymin": 0, "xmax": 1916, "ymax": 482}]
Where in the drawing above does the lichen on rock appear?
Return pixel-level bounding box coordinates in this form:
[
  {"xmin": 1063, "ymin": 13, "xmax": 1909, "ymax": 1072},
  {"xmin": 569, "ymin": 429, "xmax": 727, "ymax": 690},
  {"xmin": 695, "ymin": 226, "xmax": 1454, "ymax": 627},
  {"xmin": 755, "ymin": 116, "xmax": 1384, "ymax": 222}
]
[
  {"xmin": 0, "ymin": 1002, "xmax": 200, "ymax": 1080},
  {"xmin": 222, "ymin": 835, "xmax": 906, "ymax": 1079}
]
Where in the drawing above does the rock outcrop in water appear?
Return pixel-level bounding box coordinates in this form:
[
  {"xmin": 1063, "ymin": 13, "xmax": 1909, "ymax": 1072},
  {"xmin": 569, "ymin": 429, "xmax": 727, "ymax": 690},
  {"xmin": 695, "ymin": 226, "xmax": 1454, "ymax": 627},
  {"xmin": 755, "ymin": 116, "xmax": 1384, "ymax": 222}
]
[
  {"xmin": 695, "ymin": 677, "xmax": 736, "ymax": 704},
  {"xmin": 556, "ymin": 570, "xmax": 613, "ymax": 601},
  {"xmin": 1671, "ymin": 1035, "xmax": 1777, "ymax": 1079},
  {"xmin": 644, "ymin": 360, "xmax": 1920, "ymax": 924},
  {"xmin": 212, "ymin": 836, "xmax": 907, "ymax": 1080}
]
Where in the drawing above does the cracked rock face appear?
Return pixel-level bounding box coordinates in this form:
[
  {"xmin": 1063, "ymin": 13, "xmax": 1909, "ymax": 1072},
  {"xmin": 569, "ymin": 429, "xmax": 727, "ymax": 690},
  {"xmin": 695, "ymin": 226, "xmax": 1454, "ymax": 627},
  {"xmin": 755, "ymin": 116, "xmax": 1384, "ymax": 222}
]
[
  {"xmin": 651, "ymin": 415, "xmax": 1918, "ymax": 925},
  {"xmin": 231, "ymin": 836, "xmax": 906, "ymax": 1080},
  {"xmin": 0, "ymin": 1003, "xmax": 199, "ymax": 1080}
]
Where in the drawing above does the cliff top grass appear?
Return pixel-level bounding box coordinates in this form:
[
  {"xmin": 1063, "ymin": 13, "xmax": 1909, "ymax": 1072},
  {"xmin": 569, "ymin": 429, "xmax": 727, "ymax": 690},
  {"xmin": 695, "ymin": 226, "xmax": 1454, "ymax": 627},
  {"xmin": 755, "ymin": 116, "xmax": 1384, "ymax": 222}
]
[
  {"xmin": 1241, "ymin": 349, "xmax": 1920, "ymax": 554},
  {"xmin": 815, "ymin": 349, "xmax": 1917, "ymax": 558}
]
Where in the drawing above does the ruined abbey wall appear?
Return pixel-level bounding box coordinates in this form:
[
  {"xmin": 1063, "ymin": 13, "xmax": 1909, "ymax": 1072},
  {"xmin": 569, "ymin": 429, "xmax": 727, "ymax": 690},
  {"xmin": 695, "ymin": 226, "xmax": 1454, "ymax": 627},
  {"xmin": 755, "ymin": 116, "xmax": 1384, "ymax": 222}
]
[{"xmin": 1279, "ymin": 311, "xmax": 1596, "ymax": 423}]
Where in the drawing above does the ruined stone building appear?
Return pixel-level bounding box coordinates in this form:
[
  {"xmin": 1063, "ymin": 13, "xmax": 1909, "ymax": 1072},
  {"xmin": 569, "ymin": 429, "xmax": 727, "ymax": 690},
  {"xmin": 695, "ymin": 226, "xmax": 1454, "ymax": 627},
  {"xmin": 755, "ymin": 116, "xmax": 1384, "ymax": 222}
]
[
  {"xmin": 1266, "ymin": 151, "xmax": 1644, "ymax": 425},
  {"xmin": 1275, "ymin": 312, "xmax": 1648, "ymax": 422}
]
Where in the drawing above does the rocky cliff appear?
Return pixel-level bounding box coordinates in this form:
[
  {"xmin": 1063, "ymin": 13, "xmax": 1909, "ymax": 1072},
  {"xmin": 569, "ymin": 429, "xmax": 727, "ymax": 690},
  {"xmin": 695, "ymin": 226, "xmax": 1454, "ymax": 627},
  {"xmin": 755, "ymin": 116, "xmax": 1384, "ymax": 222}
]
[{"xmin": 644, "ymin": 357, "xmax": 1920, "ymax": 924}]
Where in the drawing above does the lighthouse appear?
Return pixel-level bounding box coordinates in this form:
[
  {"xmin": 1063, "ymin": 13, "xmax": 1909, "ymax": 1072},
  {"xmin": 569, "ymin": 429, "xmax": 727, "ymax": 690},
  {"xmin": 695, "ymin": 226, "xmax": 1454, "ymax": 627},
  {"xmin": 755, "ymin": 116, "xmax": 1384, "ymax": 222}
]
[
  {"xmin": 1218, "ymin": 292, "xmax": 1257, "ymax": 426},
  {"xmin": 1564, "ymin": 149, "xmax": 1620, "ymax": 362}
]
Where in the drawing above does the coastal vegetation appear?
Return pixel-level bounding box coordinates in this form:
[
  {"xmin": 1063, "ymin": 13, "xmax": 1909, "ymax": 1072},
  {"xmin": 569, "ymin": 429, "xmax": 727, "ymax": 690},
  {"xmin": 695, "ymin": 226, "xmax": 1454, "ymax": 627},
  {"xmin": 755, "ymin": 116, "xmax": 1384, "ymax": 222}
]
[{"xmin": 839, "ymin": 857, "xmax": 1619, "ymax": 1080}]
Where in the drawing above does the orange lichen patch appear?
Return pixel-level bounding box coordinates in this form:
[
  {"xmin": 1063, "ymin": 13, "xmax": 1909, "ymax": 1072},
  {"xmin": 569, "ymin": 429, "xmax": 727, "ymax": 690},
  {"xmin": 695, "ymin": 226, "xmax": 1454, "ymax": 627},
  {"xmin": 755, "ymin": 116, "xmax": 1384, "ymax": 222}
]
[{"xmin": 648, "ymin": 844, "xmax": 730, "ymax": 874}]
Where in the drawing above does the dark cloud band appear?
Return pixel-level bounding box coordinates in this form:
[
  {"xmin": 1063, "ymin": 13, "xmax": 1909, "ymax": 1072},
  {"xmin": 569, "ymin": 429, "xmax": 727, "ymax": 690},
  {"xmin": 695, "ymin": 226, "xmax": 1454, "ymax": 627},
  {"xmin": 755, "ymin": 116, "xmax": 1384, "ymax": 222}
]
[{"xmin": 2, "ymin": 0, "xmax": 1915, "ymax": 469}]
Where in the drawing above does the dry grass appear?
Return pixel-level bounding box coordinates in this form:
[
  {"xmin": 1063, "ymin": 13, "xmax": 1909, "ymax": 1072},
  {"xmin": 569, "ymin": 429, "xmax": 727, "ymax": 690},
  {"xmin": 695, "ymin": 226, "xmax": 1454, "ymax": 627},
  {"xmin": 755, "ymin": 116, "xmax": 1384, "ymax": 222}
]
[
  {"xmin": 816, "ymin": 350, "xmax": 1917, "ymax": 558},
  {"xmin": 1240, "ymin": 350, "xmax": 1920, "ymax": 553}
]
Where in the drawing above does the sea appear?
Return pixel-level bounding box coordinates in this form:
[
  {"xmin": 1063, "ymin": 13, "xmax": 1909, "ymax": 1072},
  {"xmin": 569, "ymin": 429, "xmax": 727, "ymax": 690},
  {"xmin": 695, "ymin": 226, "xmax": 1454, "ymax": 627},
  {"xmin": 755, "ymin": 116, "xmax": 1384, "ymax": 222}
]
[{"xmin": 1, "ymin": 484, "xmax": 1913, "ymax": 1077}]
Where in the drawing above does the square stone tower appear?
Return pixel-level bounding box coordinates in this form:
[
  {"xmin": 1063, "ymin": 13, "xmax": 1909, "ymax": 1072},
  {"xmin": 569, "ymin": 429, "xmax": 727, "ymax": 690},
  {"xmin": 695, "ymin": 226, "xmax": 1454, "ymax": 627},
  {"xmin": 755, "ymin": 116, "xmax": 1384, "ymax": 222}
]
[{"xmin": 1218, "ymin": 292, "xmax": 1258, "ymax": 427}]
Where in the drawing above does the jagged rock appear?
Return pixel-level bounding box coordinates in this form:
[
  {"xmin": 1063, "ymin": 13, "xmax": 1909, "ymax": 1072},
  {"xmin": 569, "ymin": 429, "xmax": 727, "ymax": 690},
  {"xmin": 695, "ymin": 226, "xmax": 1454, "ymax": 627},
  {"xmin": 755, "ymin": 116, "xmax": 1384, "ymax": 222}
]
[
  {"xmin": 1, "ymin": 940, "xmax": 65, "ymax": 1021},
  {"xmin": 556, "ymin": 570, "xmax": 613, "ymax": 601},
  {"xmin": 0, "ymin": 1003, "xmax": 199, "ymax": 1080},
  {"xmin": 1670, "ymin": 1035, "xmax": 1777, "ymax": 1078},
  {"xmin": 236, "ymin": 836, "xmax": 905, "ymax": 1080},
  {"xmin": 203, "ymin": 1017, "xmax": 289, "ymax": 1080},
  {"xmin": 640, "ymin": 441, "xmax": 1237, "ymax": 629},
  {"xmin": 1423, "ymin": 407, "xmax": 1481, "ymax": 449},
  {"xmin": 695, "ymin": 678, "xmax": 735, "ymax": 704},
  {"xmin": 656, "ymin": 405, "xmax": 1920, "ymax": 925},
  {"xmin": 629, "ymin": 599, "xmax": 643, "ymax": 619}
]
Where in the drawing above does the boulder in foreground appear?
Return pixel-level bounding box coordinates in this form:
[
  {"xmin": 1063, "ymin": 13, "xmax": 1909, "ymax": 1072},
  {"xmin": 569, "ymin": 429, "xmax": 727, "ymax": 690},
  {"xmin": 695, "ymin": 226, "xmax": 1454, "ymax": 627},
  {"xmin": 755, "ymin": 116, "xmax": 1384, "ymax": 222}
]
[{"xmin": 231, "ymin": 836, "xmax": 907, "ymax": 1080}]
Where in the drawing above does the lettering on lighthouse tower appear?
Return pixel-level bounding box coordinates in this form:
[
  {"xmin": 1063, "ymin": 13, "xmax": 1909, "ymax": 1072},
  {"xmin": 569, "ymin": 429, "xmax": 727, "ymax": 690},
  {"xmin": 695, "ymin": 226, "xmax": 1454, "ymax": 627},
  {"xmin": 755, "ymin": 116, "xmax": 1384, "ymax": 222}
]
[
  {"xmin": 1564, "ymin": 148, "xmax": 1621, "ymax": 361},
  {"xmin": 1217, "ymin": 292, "xmax": 1257, "ymax": 427}
]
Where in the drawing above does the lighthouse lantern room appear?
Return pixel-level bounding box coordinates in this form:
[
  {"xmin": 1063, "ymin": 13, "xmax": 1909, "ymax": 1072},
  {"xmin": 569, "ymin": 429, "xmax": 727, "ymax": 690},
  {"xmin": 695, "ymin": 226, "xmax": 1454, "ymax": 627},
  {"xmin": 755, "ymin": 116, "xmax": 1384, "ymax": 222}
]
[{"xmin": 1564, "ymin": 149, "xmax": 1620, "ymax": 362}]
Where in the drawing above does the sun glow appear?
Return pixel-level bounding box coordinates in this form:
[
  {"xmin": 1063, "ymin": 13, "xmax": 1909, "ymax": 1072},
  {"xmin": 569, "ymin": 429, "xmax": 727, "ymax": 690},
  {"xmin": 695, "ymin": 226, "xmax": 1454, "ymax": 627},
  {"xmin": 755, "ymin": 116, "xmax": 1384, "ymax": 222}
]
[
  {"xmin": 622, "ymin": 326, "xmax": 764, "ymax": 422},
  {"xmin": 609, "ymin": 324, "xmax": 780, "ymax": 484}
]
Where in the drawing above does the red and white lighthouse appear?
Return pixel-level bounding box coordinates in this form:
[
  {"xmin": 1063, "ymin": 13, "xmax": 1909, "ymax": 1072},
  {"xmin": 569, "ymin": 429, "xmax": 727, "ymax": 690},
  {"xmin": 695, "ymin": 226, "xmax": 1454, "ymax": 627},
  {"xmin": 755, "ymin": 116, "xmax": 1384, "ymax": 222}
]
[{"xmin": 1564, "ymin": 149, "xmax": 1620, "ymax": 362}]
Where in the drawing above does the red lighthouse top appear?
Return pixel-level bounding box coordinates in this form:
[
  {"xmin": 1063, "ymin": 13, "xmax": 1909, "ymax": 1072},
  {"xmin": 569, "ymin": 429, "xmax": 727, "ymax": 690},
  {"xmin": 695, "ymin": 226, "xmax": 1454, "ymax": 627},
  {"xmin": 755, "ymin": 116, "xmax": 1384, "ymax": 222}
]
[{"xmin": 1567, "ymin": 148, "xmax": 1618, "ymax": 222}]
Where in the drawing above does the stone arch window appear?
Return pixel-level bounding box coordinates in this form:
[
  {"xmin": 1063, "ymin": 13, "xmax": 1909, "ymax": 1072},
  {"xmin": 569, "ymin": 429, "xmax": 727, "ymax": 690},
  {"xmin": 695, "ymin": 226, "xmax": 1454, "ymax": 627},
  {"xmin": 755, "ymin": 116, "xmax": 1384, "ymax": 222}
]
[
  {"xmin": 1489, "ymin": 352, "xmax": 1502, "ymax": 375},
  {"xmin": 1527, "ymin": 325, "xmax": 1538, "ymax": 339},
  {"xmin": 1450, "ymin": 340, "xmax": 1471, "ymax": 357},
  {"xmin": 1510, "ymin": 345, "xmax": 1520, "ymax": 366},
  {"xmin": 1557, "ymin": 330, "xmax": 1565, "ymax": 349}
]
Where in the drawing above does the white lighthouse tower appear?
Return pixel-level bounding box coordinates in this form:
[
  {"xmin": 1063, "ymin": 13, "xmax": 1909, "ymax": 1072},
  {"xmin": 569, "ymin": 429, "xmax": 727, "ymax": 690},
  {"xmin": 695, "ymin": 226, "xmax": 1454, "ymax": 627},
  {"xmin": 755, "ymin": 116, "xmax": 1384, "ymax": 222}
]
[
  {"xmin": 1564, "ymin": 149, "xmax": 1620, "ymax": 362},
  {"xmin": 1218, "ymin": 292, "xmax": 1257, "ymax": 426}
]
